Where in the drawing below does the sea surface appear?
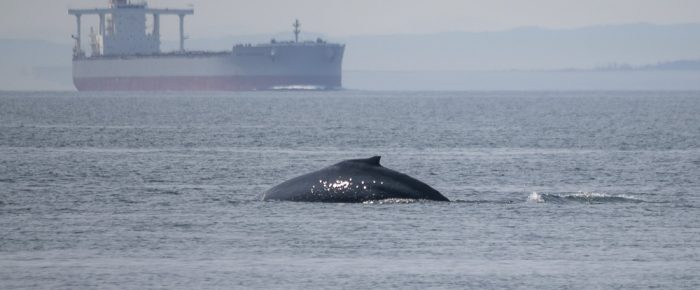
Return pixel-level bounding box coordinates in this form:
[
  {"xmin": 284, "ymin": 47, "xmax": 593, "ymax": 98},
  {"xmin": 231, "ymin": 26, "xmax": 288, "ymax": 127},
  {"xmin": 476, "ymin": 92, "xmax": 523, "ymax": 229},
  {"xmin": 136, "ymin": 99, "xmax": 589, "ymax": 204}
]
[{"xmin": 1, "ymin": 90, "xmax": 699, "ymax": 289}]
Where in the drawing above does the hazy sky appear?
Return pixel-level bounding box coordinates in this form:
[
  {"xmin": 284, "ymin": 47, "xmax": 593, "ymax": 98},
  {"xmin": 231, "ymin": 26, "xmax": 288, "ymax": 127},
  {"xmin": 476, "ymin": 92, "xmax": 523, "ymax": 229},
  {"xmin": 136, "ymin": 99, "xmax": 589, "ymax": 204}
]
[{"xmin": 1, "ymin": 0, "xmax": 699, "ymax": 43}]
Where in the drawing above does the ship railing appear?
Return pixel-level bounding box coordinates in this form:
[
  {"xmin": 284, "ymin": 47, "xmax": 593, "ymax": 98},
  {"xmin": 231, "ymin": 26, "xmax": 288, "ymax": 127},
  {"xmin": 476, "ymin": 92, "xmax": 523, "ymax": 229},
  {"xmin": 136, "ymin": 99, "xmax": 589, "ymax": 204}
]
[
  {"xmin": 81, "ymin": 51, "xmax": 231, "ymax": 60},
  {"xmin": 233, "ymin": 42, "xmax": 343, "ymax": 48}
]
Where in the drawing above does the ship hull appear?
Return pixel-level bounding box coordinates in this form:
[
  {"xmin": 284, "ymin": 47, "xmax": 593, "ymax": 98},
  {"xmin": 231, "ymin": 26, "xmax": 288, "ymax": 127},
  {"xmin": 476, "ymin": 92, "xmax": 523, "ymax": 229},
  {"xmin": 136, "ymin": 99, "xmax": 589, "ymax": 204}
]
[
  {"xmin": 74, "ymin": 75, "xmax": 341, "ymax": 91},
  {"xmin": 72, "ymin": 44, "xmax": 344, "ymax": 91}
]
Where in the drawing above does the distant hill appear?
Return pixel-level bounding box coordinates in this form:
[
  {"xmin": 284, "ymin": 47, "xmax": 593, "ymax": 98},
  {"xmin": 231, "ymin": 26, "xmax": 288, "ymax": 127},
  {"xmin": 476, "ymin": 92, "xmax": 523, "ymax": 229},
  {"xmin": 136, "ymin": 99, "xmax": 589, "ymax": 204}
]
[
  {"xmin": 338, "ymin": 23, "xmax": 700, "ymax": 71},
  {"xmin": 3, "ymin": 23, "xmax": 700, "ymax": 71},
  {"xmin": 164, "ymin": 23, "xmax": 700, "ymax": 71},
  {"xmin": 2, "ymin": 23, "xmax": 700, "ymax": 90},
  {"xmin": 640, "ymin": 59, "xmax": 700, "ymax": 70}
]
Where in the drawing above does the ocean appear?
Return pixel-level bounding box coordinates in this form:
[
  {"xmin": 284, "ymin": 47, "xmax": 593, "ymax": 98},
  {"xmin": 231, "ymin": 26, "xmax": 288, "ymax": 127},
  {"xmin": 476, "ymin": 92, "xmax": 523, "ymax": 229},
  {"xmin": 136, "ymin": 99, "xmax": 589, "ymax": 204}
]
[{"xmin": 1, "ymin": 90, "xmax": 699, "ymax": 289}]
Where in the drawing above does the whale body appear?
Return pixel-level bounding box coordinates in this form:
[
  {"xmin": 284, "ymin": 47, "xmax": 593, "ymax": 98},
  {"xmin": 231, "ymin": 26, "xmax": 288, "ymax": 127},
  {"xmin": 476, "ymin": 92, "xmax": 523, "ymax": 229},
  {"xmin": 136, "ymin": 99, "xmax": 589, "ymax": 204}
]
[{"xmin": 262, "ymin": 156, "xmax": 449, "ymax": 202}]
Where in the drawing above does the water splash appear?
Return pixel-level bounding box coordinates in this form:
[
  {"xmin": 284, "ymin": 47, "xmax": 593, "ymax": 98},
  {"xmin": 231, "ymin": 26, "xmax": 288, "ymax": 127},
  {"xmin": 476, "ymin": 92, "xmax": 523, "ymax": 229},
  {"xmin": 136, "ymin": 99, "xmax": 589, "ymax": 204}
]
[{"xmin": 527, "ymin": 192, "xmax": 545, "ymax": 203}]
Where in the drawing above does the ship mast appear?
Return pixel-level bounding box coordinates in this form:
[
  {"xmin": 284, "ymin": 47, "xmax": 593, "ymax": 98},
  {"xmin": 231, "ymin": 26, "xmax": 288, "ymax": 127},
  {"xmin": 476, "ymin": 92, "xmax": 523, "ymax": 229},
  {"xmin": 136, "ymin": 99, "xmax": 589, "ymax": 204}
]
[{"xmin": 293, "ymin": 19, "xmax": 301, "ymax": 43}]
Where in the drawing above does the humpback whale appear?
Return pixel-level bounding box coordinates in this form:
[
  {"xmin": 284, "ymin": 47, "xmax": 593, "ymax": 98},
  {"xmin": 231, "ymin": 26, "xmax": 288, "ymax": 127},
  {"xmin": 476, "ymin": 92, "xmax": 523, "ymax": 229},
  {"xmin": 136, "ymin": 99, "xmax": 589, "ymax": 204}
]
[{"xmin": 262, "ymin": 156, "xmax": 449, "ymax": 202}]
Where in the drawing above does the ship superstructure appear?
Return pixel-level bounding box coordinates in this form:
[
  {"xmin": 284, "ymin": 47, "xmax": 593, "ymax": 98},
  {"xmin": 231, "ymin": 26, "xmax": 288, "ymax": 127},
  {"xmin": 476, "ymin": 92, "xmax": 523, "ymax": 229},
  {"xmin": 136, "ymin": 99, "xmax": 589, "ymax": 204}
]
[{"xmin": 68, "ymin": 0, "xmax": 344, "ymax": 91}]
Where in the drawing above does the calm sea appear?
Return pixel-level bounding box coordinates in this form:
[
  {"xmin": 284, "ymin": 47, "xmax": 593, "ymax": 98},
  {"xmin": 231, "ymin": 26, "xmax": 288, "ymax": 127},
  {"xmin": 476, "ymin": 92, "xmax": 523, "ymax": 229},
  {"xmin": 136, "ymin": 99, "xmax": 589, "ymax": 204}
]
[{"xmin": 1, "ymin": 90, "xmax": 699, "ymax": 289}]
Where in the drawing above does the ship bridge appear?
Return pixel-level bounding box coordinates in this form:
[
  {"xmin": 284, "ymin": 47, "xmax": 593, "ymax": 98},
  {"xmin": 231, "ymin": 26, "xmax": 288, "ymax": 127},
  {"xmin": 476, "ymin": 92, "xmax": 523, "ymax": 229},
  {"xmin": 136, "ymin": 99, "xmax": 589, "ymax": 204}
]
[{"xmin": 69, "ymin": 0, "xmax": 193, "ymax": 57}]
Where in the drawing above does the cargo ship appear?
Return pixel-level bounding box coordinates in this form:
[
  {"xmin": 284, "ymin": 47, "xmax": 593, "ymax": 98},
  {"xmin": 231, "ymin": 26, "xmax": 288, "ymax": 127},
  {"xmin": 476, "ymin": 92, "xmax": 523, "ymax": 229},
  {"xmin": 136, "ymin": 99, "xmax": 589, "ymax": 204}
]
[{"xmin": 68, "ymin": 0, "xmax": 344, "ymax": 91}]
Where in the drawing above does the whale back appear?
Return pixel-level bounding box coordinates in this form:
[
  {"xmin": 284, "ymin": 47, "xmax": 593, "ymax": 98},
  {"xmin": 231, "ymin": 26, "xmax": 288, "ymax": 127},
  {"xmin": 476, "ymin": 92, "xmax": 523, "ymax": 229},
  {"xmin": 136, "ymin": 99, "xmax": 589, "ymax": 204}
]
[
  {"xmin": 342, "ymin": 156, "xmax": 382, "ymax": 166},
  {"xmin": 262, "ymin": 156, "xmax": 449, "ymax": 202}
]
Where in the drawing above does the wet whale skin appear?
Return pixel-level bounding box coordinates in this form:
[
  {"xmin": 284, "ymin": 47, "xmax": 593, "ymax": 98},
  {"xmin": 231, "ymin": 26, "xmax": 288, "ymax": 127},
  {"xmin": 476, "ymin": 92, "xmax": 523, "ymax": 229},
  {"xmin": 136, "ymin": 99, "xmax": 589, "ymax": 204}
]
[{"xmin": 262, "ymin": 156, "xmax": 449, "ymax": 202}]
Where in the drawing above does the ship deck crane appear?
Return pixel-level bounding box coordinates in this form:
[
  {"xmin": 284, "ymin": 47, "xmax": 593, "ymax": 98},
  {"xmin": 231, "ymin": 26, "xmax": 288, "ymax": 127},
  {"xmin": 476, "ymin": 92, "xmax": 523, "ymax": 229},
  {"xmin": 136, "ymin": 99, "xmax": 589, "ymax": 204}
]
[{"xmin": 68, "ymin": 0, "xmax": 193, "ymax": 56}]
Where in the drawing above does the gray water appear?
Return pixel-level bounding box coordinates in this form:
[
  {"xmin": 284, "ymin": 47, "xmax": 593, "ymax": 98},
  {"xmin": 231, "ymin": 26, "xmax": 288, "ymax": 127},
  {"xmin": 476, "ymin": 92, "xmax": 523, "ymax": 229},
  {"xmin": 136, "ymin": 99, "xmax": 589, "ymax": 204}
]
[{"xmin": 1, "ymin": 91, "xmax": 699, "ymax": 289}]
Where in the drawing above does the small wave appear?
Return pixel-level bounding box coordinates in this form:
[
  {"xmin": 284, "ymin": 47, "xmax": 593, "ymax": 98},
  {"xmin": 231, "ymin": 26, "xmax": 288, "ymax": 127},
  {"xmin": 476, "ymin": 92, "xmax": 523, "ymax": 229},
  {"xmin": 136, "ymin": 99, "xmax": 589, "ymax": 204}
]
[
  {"xmin": 116, "ymin": 197, "xmax": 139, "ymax": 204},
  {"xmin": 144, "ymin": 188, "xmax": 181, "ymax": 195},
  {"xmin": 363, "ymin": 198, "xmax": 419, "ymax": 205},
  {"xmin": 226, "ymin": 199, "xmax": 260, "ymax": 205},
  {"xmin": 171, "ymin": 223, "xmax": 194, "ymax": 229},
  {"xmin": 451, "ymin": 199, "xmax": 516, "ymax": 204},
  {"xmin": 527, "ymin": 191, "xmax": 644, "ymax": 204}
]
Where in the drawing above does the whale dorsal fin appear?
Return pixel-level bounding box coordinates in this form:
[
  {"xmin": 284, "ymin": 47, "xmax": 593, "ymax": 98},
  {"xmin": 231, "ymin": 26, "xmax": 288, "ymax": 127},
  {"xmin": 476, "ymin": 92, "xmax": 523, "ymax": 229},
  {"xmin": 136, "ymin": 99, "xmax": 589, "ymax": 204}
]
[{"xmin": 356, "ymin": 156, "xmax": 381, "ymax": 166}]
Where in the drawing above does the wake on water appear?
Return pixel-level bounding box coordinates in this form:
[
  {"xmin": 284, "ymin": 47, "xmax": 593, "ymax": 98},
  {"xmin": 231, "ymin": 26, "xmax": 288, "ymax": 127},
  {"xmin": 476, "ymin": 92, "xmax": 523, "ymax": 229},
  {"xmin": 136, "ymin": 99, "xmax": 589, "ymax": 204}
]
[
  {"xmin": 345, "ymin": 192, "xmax": 644, "ymax": 205},
  {"xmin": 527, "ymin": 191, "xmax": 644, "ymax": 204},
  {"xmin": 362, "ymin": 198, "xmax": 420, "ymax": 205},
  {"xmin": 261, "ymin": 192, "xmax": 644, "ymax": 205}
]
